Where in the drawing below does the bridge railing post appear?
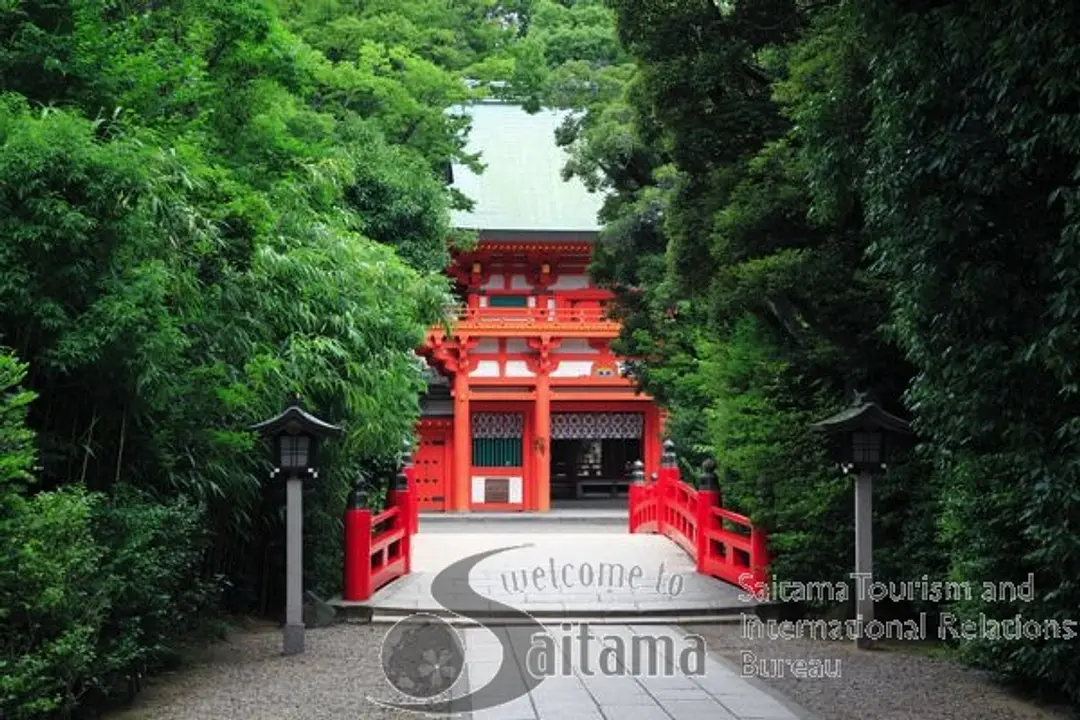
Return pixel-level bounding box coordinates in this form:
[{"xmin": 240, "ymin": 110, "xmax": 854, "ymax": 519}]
[
  {"xmin": 660, "ymin": 439, "xmax": 678, "ymax": 485},
  {"xmin": 628, "ymin": 460, "xmax": 646, "ymax": 533},
  {"xmin": 390, "ymin": 463, "xmax": 413, "ymax": 575},
  {"xmin": 695, "ymin": 459, "xmax": 719, "ymax": 573},
  {"xmin": 750, "ymin": 525, "xmax": 770, "ymax": 586},
  {"xmin": 343, "ymin": 477, "xmax": 372, "ymax": 602},
  {"xmin": 658, "ymin": 440, "xmax": 678, "ymax": 536},
  {"xmin": 401, "ymin": 438, "xmax": 419, "ymax": 536}
]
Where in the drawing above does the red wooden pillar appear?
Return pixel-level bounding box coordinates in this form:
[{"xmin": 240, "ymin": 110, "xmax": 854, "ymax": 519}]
[
  {"xmin": 451, "ymin": 368, "xmax": 471, "ymax": 511},
  {"xmin": 343, "ymin": 483, "xmax": 372, "ymax": 601},
  {"xmin": 528, "ymin": 336, "xmax": 558, "ymax": 512},
  {"xmin": 534, "ymin": 371, "xmax": 551, "ymax": 512}
]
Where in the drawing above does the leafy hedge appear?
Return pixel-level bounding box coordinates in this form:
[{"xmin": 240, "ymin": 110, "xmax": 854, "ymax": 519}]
[
  {"xmin": 540, "ymin": 0, "xmax": 1080, "ymax": 706},
  {"xmin": 0, "ymin": 1, "xmax": 529, "ymax": 715},
  {"xmin": 0, "ymin": 352, "xmax": 220, "ymax": 718}
]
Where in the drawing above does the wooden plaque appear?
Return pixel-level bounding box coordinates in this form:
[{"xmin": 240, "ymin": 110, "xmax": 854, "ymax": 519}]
[{"xmin": 484, "ymin": 477, "xmax": 510, "ymax": 504}]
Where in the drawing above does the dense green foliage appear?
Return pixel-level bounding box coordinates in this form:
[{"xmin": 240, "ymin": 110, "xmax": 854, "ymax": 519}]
[
  {"xmin": 1, "ymin": 351, "xmax": 218, "ymax": 718},
  {"xmin": 3, "ymin": 0, "xmax": 1079, "ymax": 713},
  {"xmin": 0, "ymin": 0, "xmax": 522, "ymax": 715},
  {"xmin": 540, "ymin": 0, "xmax": 1080, "ymax": 706}
]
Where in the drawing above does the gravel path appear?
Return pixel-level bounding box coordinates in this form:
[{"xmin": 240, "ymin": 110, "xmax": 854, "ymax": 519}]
[
  {"xmin": 108, "ymin": 623, "xmax": 415, "ymax": 720},
  {"xmin": 109, "ymin": 621, "xmax": 1074, "ymax": 720},
  {"xmin": 689, "ymin": 623, "xmax": 1074, "ymax": 720}
]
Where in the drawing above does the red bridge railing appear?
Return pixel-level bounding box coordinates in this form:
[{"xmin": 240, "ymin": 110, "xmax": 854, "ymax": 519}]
[
  {"xmin": 342, "ymin": 459, "xmax": 417, "ymax": 602},
  {"xmin": 629, "ymin": 445, "xmax": 770, "ymax": 590}
]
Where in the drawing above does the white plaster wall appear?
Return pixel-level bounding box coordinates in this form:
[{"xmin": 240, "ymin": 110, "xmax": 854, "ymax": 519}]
[
  {"xmin": 510, "ymin": 274, "xmax": 531, "ymax": 289},
  {"xmin": 509, "ymin": 477, "xmax": 523, "ymax": 504},
  {"xmin": 550, "ymin": 361, "xmax": 594, "ymax": 378},
  {"xmin": 504, "ymin": 361, "xmax": 535, "ymax": 377},
  {"xmin": 469, "ymin": 360, "xmax": 501, "ymax": 377},
  {"xmin": 474, "ymin": 338, "xmax": 500, "ymax": 353},
  {"xmin": 556, "ymin": 339, "xmax": 600, "ymax": 354},
  {"xmin": 482, "ymin": 273, "xmax": 506, "ymax": 290},
  {"xmin": 506, "ymin": 339, "xmax": 530, "ymax": 353},
  {"xmin": 548, "ymin": 274, "xmax": 591, "ymax": 290}
]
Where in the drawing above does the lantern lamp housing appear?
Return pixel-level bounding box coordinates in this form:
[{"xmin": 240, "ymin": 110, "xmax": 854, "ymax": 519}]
[
  {"xmin": 811, "ymin": 397, "xmax": 912, "ymax": 474},
  {"xmin": 277, "ymin": 426, "xmax": 313, "ymax": 470},
  {"xmin": 251, "ymin": 394, "xmax": 342, "ymax": 478}
]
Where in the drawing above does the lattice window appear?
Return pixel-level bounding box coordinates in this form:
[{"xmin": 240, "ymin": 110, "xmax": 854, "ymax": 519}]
[
  {"xmin": 551, "ymin": 413, "xmax": 644, "ymax": 440},
  {"xmin": 471, "ymin": 412, "xmax": 524, "ymax": 438}
]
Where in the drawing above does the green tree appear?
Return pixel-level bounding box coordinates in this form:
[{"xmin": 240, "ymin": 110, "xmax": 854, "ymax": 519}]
[
  {"xmin": 856, "ymin": 1, "xmax": 1080, "ymax": 701},
  {"xmin": 0, "ymin": 1, "xmax": 498, "ymax": 712}
]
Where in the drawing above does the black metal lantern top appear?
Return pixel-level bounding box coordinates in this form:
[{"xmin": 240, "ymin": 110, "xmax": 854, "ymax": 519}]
[
  {"xmin": 250, "ymin": 393, "xmax": 342, "ymax": 477},
  {"xmin": 810, "ymin": 394, "xmax": 912, "ymax": 474}
]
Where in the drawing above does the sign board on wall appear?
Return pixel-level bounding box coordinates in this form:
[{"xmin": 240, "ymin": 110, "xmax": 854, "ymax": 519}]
[
  {"xmin": 485, "ymin": 478, "xmax": 510, "ymax": 504},
  {"xmin": 471, "ymin": 476, "xmax": 523, "ymax": 504}
]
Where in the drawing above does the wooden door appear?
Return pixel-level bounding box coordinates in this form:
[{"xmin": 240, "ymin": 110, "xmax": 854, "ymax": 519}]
[{"xmin": 415, "ymin": 423, "xmax": 450, "ymax": 511}]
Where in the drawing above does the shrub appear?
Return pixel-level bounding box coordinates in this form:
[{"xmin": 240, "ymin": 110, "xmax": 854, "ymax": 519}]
[
  {"xmin": 0, "ymin": 487, "xmax": 107, "ymax": 718},
  {"xmin": 0, "ymin": 349, "xmax": 221, "ymax": 718},
  {"xmin": 89, "ymin": 487, "xmax": 222, "ymax": 700},
  {"xmin": 0, "ymin": 487, "xmax": 221, "ymax": 719}
]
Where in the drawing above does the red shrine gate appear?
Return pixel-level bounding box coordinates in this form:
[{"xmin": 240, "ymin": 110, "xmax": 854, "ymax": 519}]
[
  {"xmin": 415, "ymin": 237, "xmax": 665, "ymax": 513},
  {"xmin": 409, "ymin": 103, "xmax": 662, "ymax": 511}
]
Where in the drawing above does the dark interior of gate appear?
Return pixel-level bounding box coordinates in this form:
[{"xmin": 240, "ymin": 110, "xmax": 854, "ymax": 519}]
[
  {"xmin": 412, "ymin": 410, "xmax": 646, "ymax": 510},
  {"xmin": 550, "ymin": 411, "xmax": 642, "ymax": 501}
]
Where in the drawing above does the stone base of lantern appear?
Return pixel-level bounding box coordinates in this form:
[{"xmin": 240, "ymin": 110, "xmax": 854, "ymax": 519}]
[{"xmin": 283, "ymin": 623, "xmax": 305, "ymax": 655}]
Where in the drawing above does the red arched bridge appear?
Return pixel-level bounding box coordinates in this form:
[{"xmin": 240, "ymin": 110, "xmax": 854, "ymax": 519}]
[{"xmin": 339, "ymin": 443, "xmax": 770, "ymax": 613}]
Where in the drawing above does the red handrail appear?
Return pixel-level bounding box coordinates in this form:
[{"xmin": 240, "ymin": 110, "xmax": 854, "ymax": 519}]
[
  {"xmin": 629, "ymin": 466, "xmax": 769, "ymax": 590},
  {"xmin": 342, "ymin": 483, "xmax": 414, "ymax": 602}
]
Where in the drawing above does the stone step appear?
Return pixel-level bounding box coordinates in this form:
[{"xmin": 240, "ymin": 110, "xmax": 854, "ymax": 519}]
[
  {"xmin": 332, "ymin": 600, "xmax": 759, "ymax": 625},
  {"xmin": 419, "ymin": 509, "xmax": 627, "ymax": 527},
  {"xmin": 359, "ymin": 613, "xmax": 745, "ymax": 627}
]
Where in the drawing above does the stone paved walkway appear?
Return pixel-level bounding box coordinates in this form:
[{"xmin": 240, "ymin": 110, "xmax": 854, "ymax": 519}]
[
  {"xmin": 361, "ymin": 527, "xmax": 751, "ymax": 619},
  {"xmin": 376, "ymin": 623, "xmax": 807, "ymax": 720},
  {"xmin": 350, "ymin": 516, "xmax": 794, "ymax": 718}
]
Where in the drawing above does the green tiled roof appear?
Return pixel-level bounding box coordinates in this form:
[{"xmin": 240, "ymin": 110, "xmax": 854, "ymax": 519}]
[{"xmin": 450, "ymin": 101, "xmax": 605, "ymax": 232}]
